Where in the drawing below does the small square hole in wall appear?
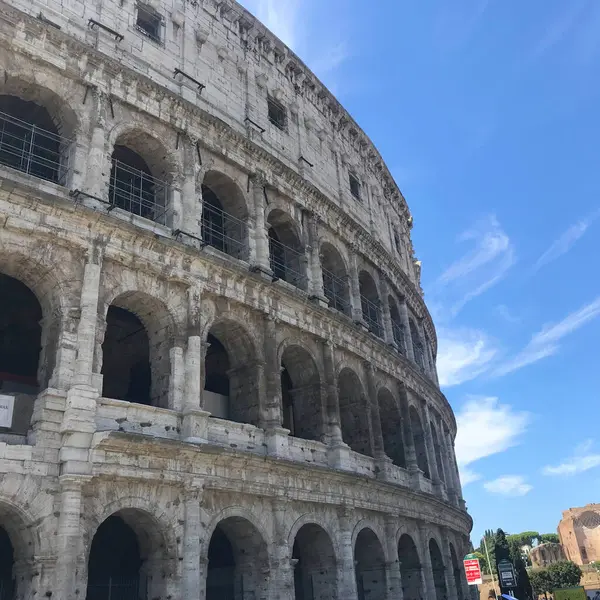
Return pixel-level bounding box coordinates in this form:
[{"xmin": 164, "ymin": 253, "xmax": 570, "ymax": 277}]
[
  {"xmin": 268, "ymin": 96, "xmax": 287, "ymax": 131},
  {"xmin": 136, "ymin": 3, "xmax": 162, "ymax": 43},
  {"xmin": 349, "ymin": 172, "xmax": 361, "ymax": 200}
]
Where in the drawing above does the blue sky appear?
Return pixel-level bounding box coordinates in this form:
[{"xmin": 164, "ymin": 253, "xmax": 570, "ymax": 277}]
[{"xmin": 238, "ymin": 0, "xmax": 600, "ymax": 545}]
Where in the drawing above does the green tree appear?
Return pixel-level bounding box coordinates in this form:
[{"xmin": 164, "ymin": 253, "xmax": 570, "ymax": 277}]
[
  {"xmin": 530, "ymin": 569, "xmax": 553, "ymax": 597},
  {"xmin": 495, "ymin": 529, "xmax": 511, "ymax": 563},
  {"xmin": 509, "ymin": 537, "xmax": 534, "ymax": 600},
  {"xmin": 591, "ymin": 561, "xmax": 600, "ymax": 573},
  {"xmin": 508, "ymin": 531, "xmax": 540, "ymax": 548},
  {"xmin": 477, "ymin": 529, "xmax": 497, "ymax": 575},
  {"xmin": 539, "ymin": 534, "xmax": 560, "ymax": 545},
  {"xmin": 546, "ymin": 561, "xmax": 582, "ymax": 590}
]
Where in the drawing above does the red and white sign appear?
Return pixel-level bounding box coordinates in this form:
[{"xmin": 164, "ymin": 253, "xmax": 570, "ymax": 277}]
[{"xmin": 464, "ymin": 557, "xmax": 483, "ymax": 585}]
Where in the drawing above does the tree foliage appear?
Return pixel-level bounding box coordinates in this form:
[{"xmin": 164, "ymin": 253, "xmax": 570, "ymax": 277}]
[
  {"xmin": 530, "ymin": 569, "xmax": 554, "ymax": 596},
  {"xmin": 539, "ymin": 533, "xmax": 560, "ymax": 545},
  {"xmin": 508, "ymin": 531, "xmax": 540, "ymax": 548},
  {"xmin": 529, "ymin": 561, "xmax": 582, "ymax": 595}
]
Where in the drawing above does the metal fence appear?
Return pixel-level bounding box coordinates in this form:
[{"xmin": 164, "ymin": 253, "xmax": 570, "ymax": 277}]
[
  {"xmin": 322, "ymin": 267, "xmax": 350, "ymax": 314},
  {"xmin": 360, "ymin": 295, "xmax": 383, "ymax": 338},
  {"xmin": 269, "ymin": 236, "xmax": 306, "ymax": 289},
  {"xmin": 86, "ymin": 575, "xmax": 141, "ymax": 600},
  {"xmin": 391, "ymin": 320, "xmax": 406, "ymax": 353},
  {"xmin": 109, "ymin": 158, "xmax": 170, "ymax": 225},
  {"xmin": 0, "ymin": 110, "xmax": 70, "ymax": 185},
  {"xmin": 202, "ymin": 201, "xmax": 248, "ymax": 259}
]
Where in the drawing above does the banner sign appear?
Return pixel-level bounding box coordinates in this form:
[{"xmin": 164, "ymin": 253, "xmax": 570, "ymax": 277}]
[
  {"xmin": 498, "ymin": 559, "xmax": 517, "ymax": 589},
  {"xmin": 463, "ymin": 554, "xmax": 483, "ymax": 585},
  {"xmin": 0, "ymin": 395, "xmax": 14, "ymax": 428}
]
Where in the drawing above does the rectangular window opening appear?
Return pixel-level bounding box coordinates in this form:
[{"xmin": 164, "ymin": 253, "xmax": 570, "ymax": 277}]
[
  {"xmin": 136, "ymin": 3, "xmax": 162, "ymax": 43},
  {"xmin": 349, "ymin": 172, "xmax": 361, "ymax": 200},
  {"xmin": 268, "ymin": 96, "xmax": 287, "ymax": 130}
]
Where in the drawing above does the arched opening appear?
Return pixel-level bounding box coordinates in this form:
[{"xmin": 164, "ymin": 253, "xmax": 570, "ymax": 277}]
[
  {"xmin": 429, "ymin": 539, "xmax": 448, "ymax": 600},
  {"xmin": 320, "ymin": 243, "xmax": 350, "ymax": 315},
  {"xmin": 354, "ymin": 528, "xmax": 386, "ymax": 600},
  {"xmin": 206, "ymin": 517, "xmax": 269, "ymax": 600},
  {"xmin": 0, "ymin": 273, "xmax": 42, "ymax": 435},
  {"xmin": 109, "ymin": 132, "xmax": 171, "ymax": 225},
  {"xmin": 267, "ymin": 209, "xmax": 306, "ymax": 290},
  {"xmin": 203, "ymin": 320, "xmax": 259, "ymax": 426},
  {"xmin": 292, "ymin": 524, "xmax": 337, "ymax": 600},
  {"xmin": 201, "ymin": 171, "xmax": 249, "ymax": 260},
  {"xmin": 409, "ymin": 406, "xmax": 429, "ymax": 478},
  {"xmin": 450, "ymin": 543, "xmax": 464, "ymax": 600},
  {"xmin": 410, "ymin": 320, "xmax": 425, "ymax": 370},
  {"xmin": 281, "ymin": 345, "xmax": 323, "ymax": 441},
  {"xmin": 337, "ymin": 369, "xmax": 373, "ymax": 457},
  {"xmin": 358, "ymin": 271, "xmax": 382, "ymax": 337},
  {"xmin": 0, "ymin": 527, "xmax": 14, "ymax": 600},
  {"xmin": 101, "ymin": 306, "xmax": 151, "ymax": 406},
  {"xmin": 388, "ymin": 296, "xmax": 405, "ymax": 353},
  {"xmin": 0, "ymin": 95, "xmax": 70, "ymax": 184},
  {"xmin": 377, "ymin": 388, "xmax": 406, "ymax": 468},
  {"xmin": 430, "ymin": 422, "xmax": 445, "ymax": 484},
  {"xmin": 398, "ymin": 534, "xmax": 423, "ymax": 600}
]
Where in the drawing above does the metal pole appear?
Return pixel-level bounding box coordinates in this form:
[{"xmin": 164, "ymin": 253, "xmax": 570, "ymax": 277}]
[{"xmin": 483, "ymin": 536, "xmax": 499, "ymax": 598}]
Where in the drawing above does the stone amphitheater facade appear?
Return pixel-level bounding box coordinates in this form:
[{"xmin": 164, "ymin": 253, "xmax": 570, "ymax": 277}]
[{"xmin": 0, "ymin": 0, "xmax": 472, "ymax": 598}]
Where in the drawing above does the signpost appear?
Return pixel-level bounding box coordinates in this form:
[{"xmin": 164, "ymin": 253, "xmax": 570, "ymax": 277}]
[
  {"xmin": 464, "ymin": 553, "xmax": 483, "ymax": 586},
  {"xmin": 497, "ymin": 559, "xmax": 517, "ymax": 592}
]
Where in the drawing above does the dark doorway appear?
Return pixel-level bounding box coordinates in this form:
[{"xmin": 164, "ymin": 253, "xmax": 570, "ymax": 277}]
[
  {"xmin": 398, "ymin": 534, "xmax": 423, "ymax": 600},
  {"xmin": 0, "ymin": 527, "xmax": 14, "ymax": 600},
  {"xmin": 206, "ymin": 526, "xmax": 235, "ymax": 600}
]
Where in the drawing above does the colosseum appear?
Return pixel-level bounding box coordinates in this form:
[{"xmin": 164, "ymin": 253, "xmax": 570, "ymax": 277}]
[{"xmin": 0, "ymin": 0, "xmax": 472, "ymax": 598}]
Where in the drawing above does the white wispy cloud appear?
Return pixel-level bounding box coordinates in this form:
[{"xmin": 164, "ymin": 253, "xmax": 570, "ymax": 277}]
[
  {"xmin": 243, "ymin": 0, "xmax": 302, "ymax": 49},
  {"xmin": 495, "ymin": 304, "xmax": 520, "ymax": 324},
  {"xmin": 484, "ymin": 475, "xmax": 533, "ymax": 497},
  {"xmin": 495, "ymin": 296, "xmax": 600, "ymax": 376},
  {"xmin": 436, "ymin": 328, "xmax": 498, "ymax": 387},
  {"xmin": 534, "ymin": 210, "xmax": 600, "ymax": 272},
  {"xmin": 543, "ymin": 439, "xmax": 600, "ymax": 476},
  {"xmin": 455, "ymin": 397, "xmax": 531, "ymax": 485},
  {"xmin": 434, "ymin": 215, "xmax": 516, "ymax": 317}
]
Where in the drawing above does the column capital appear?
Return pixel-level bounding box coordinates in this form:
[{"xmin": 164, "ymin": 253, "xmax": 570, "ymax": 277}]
[{"xmin": 58, "ymin": 474, "xmax": 91, "ymax": 490}]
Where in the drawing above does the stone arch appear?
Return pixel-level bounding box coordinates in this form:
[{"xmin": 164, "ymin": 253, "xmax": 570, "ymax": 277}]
[
  {"xmin": 429, "ymin": 538, "xmax": 448, "ymax": 600},
  {"xmin": 203, "ymin": 317, "xmax": 261, "ymax": 426},
  {"xmin": 267, "ymin": 208, "xmax": 306, "ymax": 289},
  {"xmin": 204, "ymin": 511, "xmax": 271, "ymax": 600},
  {"xmin": 100, "ymin": 290, "xmax": 177, "ymax": 409},
  {"xmin": 201, "ymin": 170, "xmax": 250, "ymax": 260},
  {"xmin": 377, "ymin": 386, "xmax": 406, "ymax": 468},
  {"xmin": 280, "ymin": 341, "xmax": 324, "ymax": 441},
  {"xmin": 449, "ymin": 542, "xmax": 464, "ymax": 600},
  {"xmin": 107, "ymin": 125, "xmax": 178, "ymax": 225},
  {"xmin": 354, "ymin": 527, "xmax": 386, "ymax": 600},
  {"xmin": 291, "ymin": 522, "xmax": 338, "ymax": 600},
  {"xmin": 398, "ymin": 533, "xmax": 424, "ymax": 600},
  {"xmin": 320, "ymin": 241, "xmax": 350, "ymax": 315},
  {"xmin": 358, "ymin": 270, "xmax": 382, "ymax": 337},
  {"xmin": 0, "ymin": 75, "xmax": 79, "ymax": 185},
  {"xmin": 337, "ymin": 367, "xmax": 373, "ymax": 457},
  {"xmin": 409, "ymin": 405, "xmax": 429, "ymax": 478}
]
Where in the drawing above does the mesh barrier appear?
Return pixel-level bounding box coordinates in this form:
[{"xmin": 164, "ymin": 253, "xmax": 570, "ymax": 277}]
[
  {"xmin": 202, "ymin": 201, "xmax": 248, "ymax": 259},
  {"xmin": 361, "ymin": 295, "xmax": 382, "ymax": 338},
  {"xmin": 322, "ymin": 267, "xmax": 350, "ymax": 314},
  {"xmin": 269, "ymin": 236, "xmax": 306, "ymax": 289}
]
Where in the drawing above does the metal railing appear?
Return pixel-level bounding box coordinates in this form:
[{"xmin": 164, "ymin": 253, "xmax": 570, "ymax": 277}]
[
  {"xmin": 202, "ymin": 202, "xmax": 248, "ymax": 259},
  {"xmin": 391, "ymin": 320, "xmax": 406, "ymax": 353},
  {"xmin": 269, "ymin": 236, "xmax": 306, "ymax": 289},
  {"xmin": 109, "ymin": 158, "xmax": 169, "ymax": 225},
  {"xmin": 322, "ymin": 267, "xmax": 350, "ymax": 314},
  {"xmin": 86, "ymin": 575, "xmax": 140, "ymax": 600},
  {"xmin": 360, "ymin": 295, "xmax": 383, "ymax": 338},
  {"xmin": 0, "ymin": 110, "xmax": 71, "ymax": 185}
]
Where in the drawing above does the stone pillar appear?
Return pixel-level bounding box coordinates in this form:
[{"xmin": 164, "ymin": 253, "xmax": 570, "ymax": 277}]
[
  {"xmin": 399, "ymin": 299, "xmax": 415, "ymax": 361},
  {"xmin": 180, "ymin": 137, "xmax": 202, "ymax": 240},
  {"xmin": 338, "ymin": 507, "xmax": 359, "ymax": 600},
  {"xmin": 302, "ymin": 210, "xmax": 327, "ymax": 306},
  {"xmin": 442, "ymin": 529, "xmax": 459, "ymax": 600},
  {"xmin": 250, "ymin": 173, "xmax": 273, "ymax": 276},
  {"xmin": 182, "ymin": 482, "xmax": 204, "ymax": 600},
  {"xmin": 421, "ymin": 401, "xmax": 441, "ymax": 486},
  {"xmin": 82, "ymin": 90, "xmax": 110, "ymax": 206},
  {"xmin": 380, "ymin": 281, "xmax": 395, "ymax": 347},
  {"xmin": 348, "ymin": 251, "xmax": 365, "ymax": 326},
  {"xmin": 449, "ymin": 435, "xmax": 466, "ymax": 508},
  {"xmin": 384, "ymin": 517, "xmax": 403, "ymax": 600},
  {"xmin": 398, "ymin": 384, "xmax": 419, "ymax": 474},
  {"xmin": 438, "ymin": 419, "xmax": 457, "ymax": 503},
  {"xmin": 169, "ymin": 342, "xmax": 185, "ymax": 412},
  {"xmin": 272, "ymin": 500, "xmax": 294, "ymax": 599},
  {"xmin": 418, "ymin": 525, "xmax": 436, "ymax": 600},
  {"xmin": 53, "ymin": 475, "xmax": 89, "ymax": 600},
  {"xmin": 364, "ymin": 362, "xmax": 387, "ymax": 464},
  {"xmin": 419, "ymin": 318, "xmax": 435, "ymax": 380}
]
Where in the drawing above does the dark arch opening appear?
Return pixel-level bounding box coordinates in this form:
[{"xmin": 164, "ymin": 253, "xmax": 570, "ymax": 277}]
[
  {"xmin": 293, "ymin": 524, "xmax": 337, "ymax": 600},
  {"xmin": 203, "ymin": 320, "xmax": 259, "ymax": 426},
  {"xmin": 320, "ymin": 243, "xmax": 350, "ymax": 315},
  {"xmin": 101, "ymin": 306, "xmax": 151, "ymax": 406},
  {"xmin": 354, "ymin": 528, "xmax": 386, "ymax": 600},
  {"xmin": 0, "ymin": 527, "xmax": 14, "ymax": 600},
  {"xmin": 398, "ymin": 534, "xmax": 423, "ymax": 600},
  {"xmin": 0, "ymin": 95, "xmax": 64, "ymax": 183},
  {"xmin": 206, "ymin": 517, "xmax": 269, "ymax": 600},
  {"xmin": 377, "ymin": 388, "xmax": 406, "ymax": 468},
  {"xmin": 337, "ymin": 369, "xmax": 373, "ymax": 457},
  {"xmin": 281, "ymin": 345, "xmax": 323, "ymax": 441},
  {"xmin": 86, "ymin": 516, "xmax": 143, "ymax": 600},
  {"xmin": 358, "ymin": 271, "xmax": 382, "ymax": 337},
  {"xmin": 450, "ymin": 544, "xmax": 464, "ymax": 600},
  {"xmin": 267, "ymin": 210, "xmax": 306, "ymax": 290},
  {"xmin": 409, "ymin": 406, "xmax": 429, "ymax": 478},
  {"xmin": 429, "ymin": 539, "xmax": 448, "ymax": 600}
]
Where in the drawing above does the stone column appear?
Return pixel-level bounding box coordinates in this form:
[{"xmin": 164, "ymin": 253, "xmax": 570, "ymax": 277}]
[
  {"xmin": 53, "ymin": 475, "xmax": 89, "ymax": 600},
  {"xmin": 338, "ymin": 507, "xmax": 359, "ymax": 600},
  {"xmin": 421, "ymin": 401, "xmax": 441, "ymax": 486},
  {"xmin": 449, "ymin": 435, "xmax": 466, "ymax": 508},
  {"xmin": 182, "ymin": 482, "xmax": 204, "ymax": 600},
  {"xmin": 384, "ymin": 516, "xmax": 403, "ymax": 600},
  {"xmin": 419, "ymin": 318, "xmax": 435, "ymax": 380},
  {"xmin": 399, "ymin": 299, "xmax": 415, "ymax": 361},
  {"xmin": 379, "ymin": 281, "xmax": 395, "ymax": 347},
  {"xmin": 250, "ymin": 173, "xmax": 273, "ymax": 277},
  {"xmin": 179, "ymin": 136, "xmax": 202, "ymax": 240},
  {"xmin": 418, "ymin": 525, "xmax": 436, "ymax": 600},
  {"xmin": 272, "ymin": 500, "xmax": 295, "ymax": 599},
  {"xmin": 348, "ymin": 251, "xmax": 365, "ymax": 326},
  {"xmin": 305, "ymin": 211, "xmax": 328, "ymax": 306},
  {"xmin": 442, "ymin": 529, "xmax": 459, "ymax": 600},
  {"xmin": 398, "ymin": 384, "xmax": 419, "ymax": 475},
  {"xmin": 169, "ymin": 342, "xmax": 185, "ymax": 412},
  {"xmin": 82, "ymin": 90, "xmax": 110, "ymax": 206},
  {"xmin": 438, "ymin": 419, "xmax": 457, "ymax": 503},
  {"xmin": 364, "ymin": 362, "xmax": 389, "ymax": 468}
]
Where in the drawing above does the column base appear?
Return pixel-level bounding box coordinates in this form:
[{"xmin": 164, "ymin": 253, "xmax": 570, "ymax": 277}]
[
  {"xmin": 249, "ymin": 264, "xmax": 274, "ymax": 281},
  {"xmin": 328, "ymin": 441, "xmax": 352, "ymax": 470},
  {"xmin": 375, "ymin": 455, "xmax": 394, "ymax": 481},
  {"xmin": 265, "ymin": 426, "xmax": 290, "ymax": 458},
  {"xmin": 309, "ymin": 293, "xmax": 329, "ymax": 308},
  {"xmin": 181, "ymin": 409, "xmax": 211, "ymax": 443},
  {"xmin": 353, "ymin": 319, "xmax": 369, "ymax": 333}
]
